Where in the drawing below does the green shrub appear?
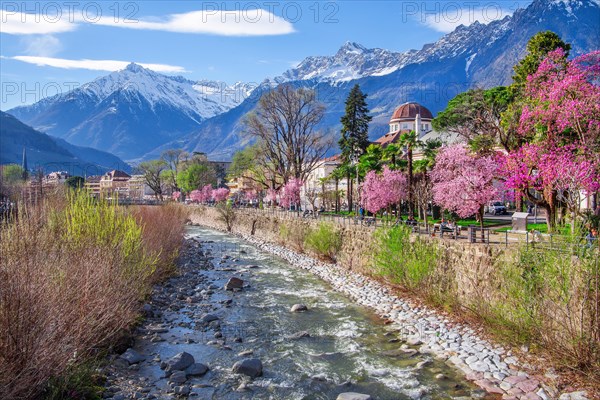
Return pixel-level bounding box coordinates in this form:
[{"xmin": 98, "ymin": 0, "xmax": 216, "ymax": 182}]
[
  {"xmin": 304, "ymin": 222, "xmax": 342, "ymax": 261},
  {"xmin": 485, "ymin": 242, "xmax": 600, "ymax": 373},
  {"xmin": 371, "ymin": 225, "xmax": 439, "ymax": 289},
  {"xmin": 279, "ymin": 221, "xmax": 308, "ymax": 251}
]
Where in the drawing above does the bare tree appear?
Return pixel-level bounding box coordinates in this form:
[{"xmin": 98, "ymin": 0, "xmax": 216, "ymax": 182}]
[
  {"xmin": 304, "ymin": 185, "xmax": 320, "ymax": 216},
  {"xmin": 244, "ymin": 85, "xmax": 332, "ymax": 187},
  {"xmin": 137, "ymin": 160, "xmax": 168, "ymax": 201},
  {"xmin": 413, "ymin": 173, "xmax": 433, "ymax": 225},
  {"xmin": 161, "ymin": 149, "xmax": 188, "ymax": 191}
]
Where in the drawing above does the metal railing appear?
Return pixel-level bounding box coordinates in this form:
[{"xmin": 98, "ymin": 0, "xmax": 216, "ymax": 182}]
[{"xmin": 197, "ymin": 204, "xmax": 598, "ymax": 252}]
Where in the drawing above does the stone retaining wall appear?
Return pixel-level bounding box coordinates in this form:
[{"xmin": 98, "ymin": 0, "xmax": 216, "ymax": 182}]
[{"xmin": 189, "ymin": 206, "xmax": 503, "ymax": 307}]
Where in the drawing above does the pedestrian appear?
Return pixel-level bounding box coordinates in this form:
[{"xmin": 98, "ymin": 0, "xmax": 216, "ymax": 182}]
[{"xmin": 586, "ymin": 228, "xmax": 598, "ymax": 249}]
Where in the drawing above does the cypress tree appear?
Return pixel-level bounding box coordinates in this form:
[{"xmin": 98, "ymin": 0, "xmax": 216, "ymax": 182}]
[{"xmin": 338, "ymin": 84, "xmax": 372, "ymax": 213}]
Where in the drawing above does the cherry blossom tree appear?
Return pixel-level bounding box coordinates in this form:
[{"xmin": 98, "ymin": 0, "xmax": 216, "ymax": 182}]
[
  {"xmin": 520, "ymin": 49, "xmax": 600, "ymax": 151},
  {"xmin": 188, "ymin": 190, "xmax": 201, "ymax": 203},
  {"xmin": 264, "ymin": 188, "xmax": 278, "ymax": 207},
  {"xmin": 200, "ymin": 184, "xmax": 213, "ymax": 203},
  {"xmin": 361, "ymin": 166, "xmax": 408, "ymax": 215},
  {"xmin": 431, "ymin": 144, "xmax": 499, "ymax": 230},
  {"xmin": 500, "ymin": 144, "xmax": 600, "ymax": 232},
  {"xmin": 211, "ymin": 188, "xmax": 230, "ymax": 203},
  {"xmin": 171, "ymin": 191, "xmax": 181, "ymax": 202},
  {"xmin": 279, "ymin": 178, "xmax": 303, "ymax": 210},
  {"xmin": 244, "ymin": 190, "xmax": 258, "ymax": 202}
]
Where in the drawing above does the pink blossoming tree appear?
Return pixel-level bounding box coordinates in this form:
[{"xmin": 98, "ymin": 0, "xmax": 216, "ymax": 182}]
[
  {"xmin": 200, "ymin": 185, "xmax": 213, "ymax": 203},
  {"xmin": 211, "ymin": 188, "xmax": 230, "ymax": 203},
  {"xmin": 171, "ymin": 191, "xmax": 181, "ymax": 202},
  {"xmin": 431, "ymin": 144, "xmax": 499, "ymax": 230},
  {"xmin": 520, "ymin": 49, "xmax": 600, "ymax": 150},
  {"xmin": 361, "ymin": 166, "xmax": 408, "ymax": 215},
  {"xmin": 279, "ymin": 178, "xmax": 303, "ymax": 209},
  {"xmin": 500, "ymin": 144, "xmax": 600, "ymax": 232},
  {"xmin": 188, "ymin": 190, "xmax": 201, "ymax": 203},
  {"xmin": 264, "ymin": 188, "xmax": 278, "ymax": 207}
]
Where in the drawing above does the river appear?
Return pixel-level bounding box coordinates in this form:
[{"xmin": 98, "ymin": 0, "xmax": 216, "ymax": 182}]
[{"xmin": 103, "ymin": 226, "xmax": 489, "ymax": 399}]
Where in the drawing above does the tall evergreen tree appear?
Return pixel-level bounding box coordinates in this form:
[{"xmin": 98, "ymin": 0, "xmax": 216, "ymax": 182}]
[
  {"xmin": 338, "ymin": 84, "xmax": 372, "ymax": 212},
  {"xmin": 511, "ymin": 31, "xmax": 571, "ymax": 94}
]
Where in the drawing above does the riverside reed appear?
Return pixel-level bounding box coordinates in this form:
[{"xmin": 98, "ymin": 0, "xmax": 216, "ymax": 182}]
[{"xmin": 0, "ymin": 191, "xmax": 188, "ymax": 400}]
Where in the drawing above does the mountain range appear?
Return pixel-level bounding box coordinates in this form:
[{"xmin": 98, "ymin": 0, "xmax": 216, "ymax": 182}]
[
  {"xmin": 7, "ymin": 0, "xmax": 600, "ymax": 162},
  {"xmin": 0, "ymin": 111, "xmax": 130, "ymax": 176}
]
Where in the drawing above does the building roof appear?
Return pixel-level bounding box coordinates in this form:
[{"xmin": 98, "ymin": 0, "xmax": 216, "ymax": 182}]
[
  {"xmin": 105, "ymin": 170, "xmax": 131, "ymax": 179},
  {"xmin": 321, "ymin": 154, "xmax": 341, "ymax": 163},
  {"xmin": 390, "ymin": 102, "xmax": 433, "ymax": 122},
  {"xmin": 373, "ymin": 129, "xmax": 414, "ymax": 147},
  {"xmin": 86, "ymin": 175, "xmax": 102, "ymax": 183}
]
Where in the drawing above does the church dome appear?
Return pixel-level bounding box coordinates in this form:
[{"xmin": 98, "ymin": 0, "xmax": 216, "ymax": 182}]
[{"xmin": 390, "ymin": 102, "xmax": 433, "ymax": 122}]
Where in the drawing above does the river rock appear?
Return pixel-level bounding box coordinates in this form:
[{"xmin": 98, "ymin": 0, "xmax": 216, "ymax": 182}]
[
  {"xmin": 286, "ymin": 331, "xmax": 310, "ymax": 340},
  {"xmin": 201, "ymin": 313, "xmax": 219, "ymax": 323},
  {"xmin": 163, "ymin": 352, "xmax": 195, "ymax": 372},
  {"xmin": 224, "ymin": 277, "xmax": 244, "ymax": 290},
  {"xmin": 232, "ymin": 358, "xmax": 263, "ymax": 378},
  {"xmin": 169, "ymin": 370, "xmax": 187, "ymax": 384},
  {"xmin": 120, "ymin": 348, "xmax": 145, "ymax": 365},
  {"xmin": 337, "ymin": 393, "xmax": 372, "ymax": 400},
  {"xmin": 290, "ymin": 304, "xmax": 308, "ymax": 312},
  {"xmin": 185, "ymin": 363, "xmax": 209, "ymax": 377}
]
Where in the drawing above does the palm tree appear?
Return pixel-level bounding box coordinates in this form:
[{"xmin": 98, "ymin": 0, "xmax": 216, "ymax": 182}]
[{"xmin": 398, "ymin": 131, "xmax": 421, "ymax": 215}]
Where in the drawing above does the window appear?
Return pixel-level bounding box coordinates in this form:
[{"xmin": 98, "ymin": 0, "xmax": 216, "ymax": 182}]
[{"xmin": 402, "ymin": 123, "xmax": 408, "ymax": 129}]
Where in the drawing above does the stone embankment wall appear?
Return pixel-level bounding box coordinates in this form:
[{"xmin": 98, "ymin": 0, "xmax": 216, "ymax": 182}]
[{"xmin": 190, "ymin": 206, "xmax": 502, "ymax": 307}]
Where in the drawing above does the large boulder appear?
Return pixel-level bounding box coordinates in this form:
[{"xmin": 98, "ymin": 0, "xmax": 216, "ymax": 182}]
[
  {"xmin": 119, "ymin": 348, "xmax": 145, "ymax": 365},
  {"xmin": 336, "ymin": 393, "xmax": 372, "ymax": 400},
  {"xmin": 224, "ymin": 277, "xmax": 244, "ymax": 290},
  {"xmin": 232, "ymin": 358, "xmax": 263, "ymax": 378},
  {"xmin": 162, "ymin": 352, "xmax": 195, "ymax": 373}
]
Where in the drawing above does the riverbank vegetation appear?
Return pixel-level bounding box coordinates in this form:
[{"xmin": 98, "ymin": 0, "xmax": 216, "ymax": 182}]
[
  {"xmin": 370, "ymin": 224, "xmax": 600, "ymax": 381},
  {"xmin": 0, "ymin": 191, "xmax": 188, "ymax": 399}
]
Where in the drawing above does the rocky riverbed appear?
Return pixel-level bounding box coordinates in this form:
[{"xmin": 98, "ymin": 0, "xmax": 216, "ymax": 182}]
[{"xmin": 101, "ymin": 226, "xmax": 589, "ymax": 400}]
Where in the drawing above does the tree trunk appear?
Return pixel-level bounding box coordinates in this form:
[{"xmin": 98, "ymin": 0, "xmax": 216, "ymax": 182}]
[
  {"xmin": 515, "ymin": 190, "xmax": 523, "ymax": 212},
  {"xmin": 545, "ymin": 189, "xmax": 557, "ymax": 233},
  {"xmin": 478, "ymin": 205, "xmax": 485, "ymax": 241},
  {"xmin": 347, "ymin": 173, "xmax": 353, "ymax": 214},
  {"xmin": 408, "ymin": 148, "xmax": 414, "ymax": 216},
  {"xmin": 335, "ymin": 179, "xmax": 339, "ymax": 213}
]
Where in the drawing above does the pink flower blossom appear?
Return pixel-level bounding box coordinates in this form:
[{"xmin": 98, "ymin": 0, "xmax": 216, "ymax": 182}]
[
  {"xmin": 361, "ymin": 166, "xmax": 408, "ymax": 214},
  {"xmin": 279, "ymin": 178, "xmax": 303, "ymax": 209},
  {"xmin": 211, "ymin": 188, "xmax": 230, "ymax": 203},
  {"xmin": 430, "ymin": 144, "xmax": 499, "ymax": 218}
]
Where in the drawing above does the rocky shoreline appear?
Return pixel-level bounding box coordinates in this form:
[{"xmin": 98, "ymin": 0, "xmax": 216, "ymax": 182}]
[{"xmin": 190, "ymin": 221, "xmax": 589, "ymax": 400}]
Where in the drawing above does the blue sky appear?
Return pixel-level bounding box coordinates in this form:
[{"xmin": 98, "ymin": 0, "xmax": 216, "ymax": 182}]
[{"xmin": 1, "ymin": 1, "xmax": 533, "ymax": 110}]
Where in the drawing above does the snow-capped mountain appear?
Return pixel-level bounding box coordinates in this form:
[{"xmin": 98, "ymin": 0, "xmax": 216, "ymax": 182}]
[
  {"xmin": 278, "ymin": 42, "xmax": 418, "ymax": 83},
  {"xmin": 9, "ymin": 0, "xmax": 599, "ymax": 161},
  {"xmin": 170, "ymin": 0, "xmax": 599, "ymax": 160},
  {"xmin": 9, "ymin": 63, "xmax": 254, "ymax": 160}
]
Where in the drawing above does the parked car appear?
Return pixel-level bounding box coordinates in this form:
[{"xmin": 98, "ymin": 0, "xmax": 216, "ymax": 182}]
[{"xmin": 486, "ymin": 201, "xmax": 507, "ymax": 215}]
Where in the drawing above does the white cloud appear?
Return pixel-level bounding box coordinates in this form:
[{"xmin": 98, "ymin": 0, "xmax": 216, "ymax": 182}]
[
  {"xmin": 1, "ymin": 10, "xmax": 77, "ymax": 35},
  {"xmin": 93, "ymin": 9, "xmax": 295, "ymax": 36},
  {"xmin": 7, "ymin": 56, "xmax": 186, "ymax": 73},
  {"xmin": 22, "ymin": 35, "xmax": 62, "ymax": 57},
  {"xmin": 419, "ymin": 5, "xmax": 516, "ymax": 33},
  {"xmin": 1, "ymin": 8, "xmax": 294, "ymax": 37}
]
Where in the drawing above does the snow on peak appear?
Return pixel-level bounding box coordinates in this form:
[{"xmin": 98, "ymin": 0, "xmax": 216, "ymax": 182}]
[
  {"xmin": 76, "ymin": 68, "xmax": 252, "ymax": 120},
  {"xmin": 124, "ymin": 62, "xmax": 147, "ymax": 73},
  {"xmin": 279, "ymin": 42, "xmax": 416, "ymax": 83}
]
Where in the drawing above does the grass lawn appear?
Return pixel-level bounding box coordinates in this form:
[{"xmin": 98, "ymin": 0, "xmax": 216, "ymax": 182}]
[{"xmin": 494, "ymin": 223, "xmax": 571, "ymax": 235}]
